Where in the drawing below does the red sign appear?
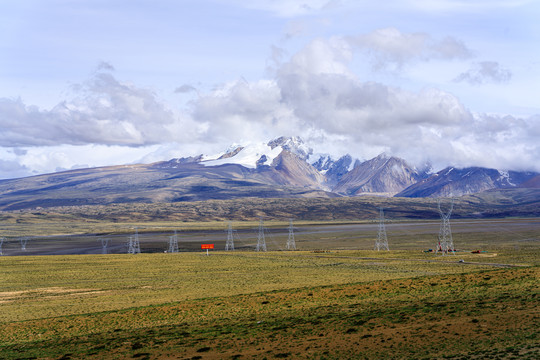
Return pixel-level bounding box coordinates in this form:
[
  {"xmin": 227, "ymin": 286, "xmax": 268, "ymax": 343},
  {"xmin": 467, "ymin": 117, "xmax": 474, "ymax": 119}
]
[{"xmin": 201, "ymin": 244, "xmax": 214, "ymax": 250}]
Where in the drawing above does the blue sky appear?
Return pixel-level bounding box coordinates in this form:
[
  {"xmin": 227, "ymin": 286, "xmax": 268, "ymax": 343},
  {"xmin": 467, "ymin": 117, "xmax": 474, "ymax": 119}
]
[{"xmin": 0, "ymin": 0, "xmax": 539, "ymax": 179}]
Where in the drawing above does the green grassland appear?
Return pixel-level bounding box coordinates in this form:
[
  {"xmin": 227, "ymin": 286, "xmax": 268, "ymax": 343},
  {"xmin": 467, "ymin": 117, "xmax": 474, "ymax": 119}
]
[{"xmin": 1, "ymin": 247, "xmax": 539, "ymax": 359}]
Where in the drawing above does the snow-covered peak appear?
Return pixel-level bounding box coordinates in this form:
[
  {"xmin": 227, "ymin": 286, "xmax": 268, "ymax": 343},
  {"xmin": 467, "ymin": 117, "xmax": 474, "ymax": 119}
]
[
  {"xmin": 497, "ymin": 169, "xmax": 516, "ymax": 186},
  {"xmin": 201, "ymin": 142, "xmax": 283, "ymax": 168},
  {"xmin": 200, "ymin": 136, "xmax": 314, "ymax": 169},
  {"xmin": 268, "ymin": 136, "xmax": 312, "ymax": 160}
]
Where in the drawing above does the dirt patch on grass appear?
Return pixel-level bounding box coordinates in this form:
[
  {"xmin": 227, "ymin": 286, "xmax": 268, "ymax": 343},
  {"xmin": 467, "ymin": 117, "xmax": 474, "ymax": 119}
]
[{"xmin": 0, "ymin": 287, "xmax": 105, "ymax": 303}]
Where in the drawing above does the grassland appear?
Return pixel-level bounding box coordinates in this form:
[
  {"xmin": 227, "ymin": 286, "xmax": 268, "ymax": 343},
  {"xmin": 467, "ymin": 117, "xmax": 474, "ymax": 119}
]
[
  {"xmin": 1, "ymin": 247, "xmax": 538, "ymax": 359},
  {"xmin": 1, "ymin": 207, "xmax": 539, "ymax": 359}
]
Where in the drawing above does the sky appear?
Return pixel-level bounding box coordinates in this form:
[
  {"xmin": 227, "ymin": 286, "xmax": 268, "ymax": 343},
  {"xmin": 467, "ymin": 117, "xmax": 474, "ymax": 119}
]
[{"xmin": 0, "ymin": 0, "xmax": 539, "ymax": 179}]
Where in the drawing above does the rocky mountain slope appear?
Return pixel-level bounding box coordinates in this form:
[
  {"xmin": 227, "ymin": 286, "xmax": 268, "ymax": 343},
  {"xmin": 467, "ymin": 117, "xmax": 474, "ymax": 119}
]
[{"xmin": 332, "ymin": 154, "xmax": 428, "ymax": 196}]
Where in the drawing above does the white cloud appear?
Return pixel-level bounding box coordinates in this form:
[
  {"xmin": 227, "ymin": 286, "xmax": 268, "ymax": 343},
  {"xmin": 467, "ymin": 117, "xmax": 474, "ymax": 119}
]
[
  {"xmin": 0, "ymin": 71, "xmax": 204, "ymax": 147},
  {"xmin": 454, "ymin": 61, "xmax": 512, "ymax": 84},
  {"xmin": 174, "ymin": 84, "xmax": 198, "ymax": 94},
  {"xmin": 346, "ymin": 28, "xmax": 471, "ymax": 70},
  {"xmin": 189, "ymin": 36, "xmax": 539, "ymax": 172}
]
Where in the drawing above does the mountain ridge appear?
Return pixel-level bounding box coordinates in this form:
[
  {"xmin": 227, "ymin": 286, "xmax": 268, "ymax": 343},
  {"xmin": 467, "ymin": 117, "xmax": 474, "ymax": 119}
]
[{"xmin": 0, "ymin": 136, "xmax": 538, "ymax": 210}]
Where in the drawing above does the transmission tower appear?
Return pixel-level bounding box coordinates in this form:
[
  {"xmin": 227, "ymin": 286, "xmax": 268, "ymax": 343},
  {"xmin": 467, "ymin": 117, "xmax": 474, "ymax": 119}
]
[
  {"xmin": 20, "ymin": 237, "xmax": 28, "ymax": 251},
  {"xmin": 256, "ymin": 218, "xmax": 267, "ymax": 252},
  {"xmin": 127, "ymin": 227, "xmax": 141, "ymax": 254},
  {"xmin": 286, "ymin": 219, "xmax": 296, "ymax": 250},
  {"xmin": 168, "ymin": 230, "xmax": 179, "ymax": 253},
  {"xmin": 99, "ymin": 238, "xmax": 110, "ymax": 254},
  {"xmin": 374, "ymin": 208, "xmax": 389, "ymax": 251},
  {"xmin": 436, "ymin": 199, "xmax": 455, "ymax": 255},
  {"xmin": 225, "ymin": 221, "xmax": 235, "ymax": 251},
  {"xmin": 0, "ymin": 237, "xmax": 4, "ymax": 255}
]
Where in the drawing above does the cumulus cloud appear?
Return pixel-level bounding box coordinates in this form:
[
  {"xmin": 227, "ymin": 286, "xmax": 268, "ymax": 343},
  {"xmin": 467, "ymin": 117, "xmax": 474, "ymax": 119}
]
[
  {"xmin": 0, "ymin": 159, "xmax": 32, "ymax": 179},
  {"xmin": 174, "ymin": 84, "xmax": 198, "ymax": 94},
  {"xmin": 0, "ymin": 71, "xmax": 205, "ymax": 147},
  {"xmin": 96, "ymin": 61, "xmax": 115, "ymax": 72},
  {"xmin": 188, "ymin": 36, "xmax": 538, "ymax": 172},
  {"xmin": 346, "ymin": 28, "xmax": 472, "ymax": 70},
  {"xmin": 454, "ymin": 61, "xmax": 512, "ymax": 84}
]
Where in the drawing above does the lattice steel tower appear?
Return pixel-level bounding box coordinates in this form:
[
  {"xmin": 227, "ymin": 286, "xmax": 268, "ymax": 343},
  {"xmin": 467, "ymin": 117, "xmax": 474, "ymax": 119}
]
[
  {"xmin": 375, "ymin": 208, "xmax": 389, "ymax": 251},
  {"xmin": 20, "ymin": 237, "xmax": 28, "ymax": 251},
  {"xmin": 256, "ymin": 218, "xmax": 267, "ymax": 252},
  {"xmin": 168, "ymin": 230, "xmax": 179, "ymax": 253},
  {"xmin": 127, "ymin": 227, "xmax": 141, "ymax": 254},
  {"xmin": 436, "ymin": 199, "xmax": 455, "ymax": 255},
  {"xmin": 286, "ymin": 219, "xmax": 296, "ymax": 250},
  {"xmin": 0, "ymin": 237, "xmax": 4, "ymax": 255},
  {"xmin": 100, "ymin": 238, "xmax": 110, "ymax": 254},
  {"xmin": 225, "ymin": 221, "xmax": 235, "ymax": 251}
]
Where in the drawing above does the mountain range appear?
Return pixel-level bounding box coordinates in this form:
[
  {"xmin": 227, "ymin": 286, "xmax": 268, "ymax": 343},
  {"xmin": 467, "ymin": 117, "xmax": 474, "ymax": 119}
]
[{"xmin": 0, "ymin": 136, "xmax": 538, "ymax": 211}]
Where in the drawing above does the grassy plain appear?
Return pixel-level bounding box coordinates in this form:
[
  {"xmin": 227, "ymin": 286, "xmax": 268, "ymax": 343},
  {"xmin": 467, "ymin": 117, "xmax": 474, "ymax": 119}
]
[
  {"xmin": 0, "ymin": 213, "xmax": 539, "ymax": 359},
  {"xmin": 1, "ymin": 248, "xmax": 539, "ymax": 359}
]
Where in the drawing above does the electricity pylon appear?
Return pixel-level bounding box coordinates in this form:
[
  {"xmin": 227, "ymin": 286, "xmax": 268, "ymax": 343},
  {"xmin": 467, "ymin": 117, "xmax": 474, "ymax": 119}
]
[
  {"xmin": 168, "ymin": 230, "xmax": 179, "ymax": 253},
  {"xmin": 127, "ymin": 227, "xmax": 141, "ymax": 254},
  {"xmin": 20, "ymin": 237, "xmax": 28, "ymax": 251},
  {"xmin": 0, "ymin": 237, "xmax": 4, "ymax": 255},
  {"xmin": 374, "ymin": 208, "xmax": 389, "ymax": 251},
  {"xmin": 99, "ymin": 238, "xmax": 110, "ymax": 254},
  {"xmin": 286, "ymin": 219, "xmax": 296, "ymax": 250},
  {"xmin": 256, "ymin": 218, "xmax": 267, "ymax": 252},
  {"xmin": 436, "ymin": 199, "xmax": 455, "ymax": 255},
  {"xmin": 225, "ymin": 221, "xmax": 235, "ymax": 251}
]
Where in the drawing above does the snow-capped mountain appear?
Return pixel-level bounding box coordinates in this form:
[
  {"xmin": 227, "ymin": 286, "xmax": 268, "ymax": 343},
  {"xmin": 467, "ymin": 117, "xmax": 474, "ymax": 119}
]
[
  {"xmin": 0, "ymin": 135, "xmax": 538, "ymax": 210},
  {"xmin": 397, "ymin": 167, "xmax": 538, "ymax": 198},
  {"xmin": 202, "ymin": 142, "xmax": 283, "ymax": 168},
  {"xmin": 312, "ymin": 154, "xmax": 357, "ymax": 187}
]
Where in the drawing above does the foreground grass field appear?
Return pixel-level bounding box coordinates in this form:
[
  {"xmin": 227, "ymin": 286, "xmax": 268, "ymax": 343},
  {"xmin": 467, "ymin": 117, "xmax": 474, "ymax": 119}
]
[{"xmin": 1, "ymin": 249, "xmax": 538, "ymax": 359}]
